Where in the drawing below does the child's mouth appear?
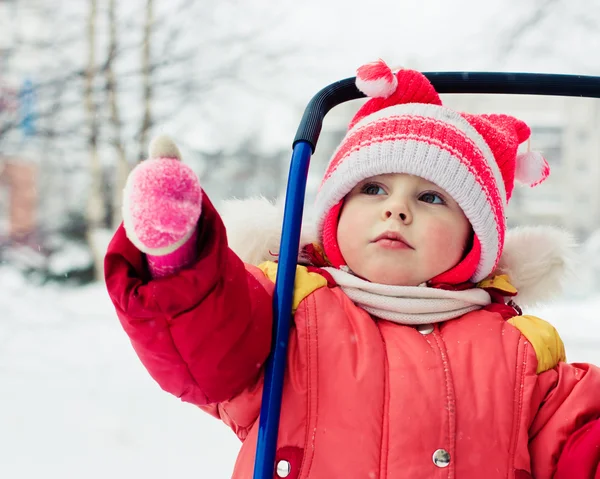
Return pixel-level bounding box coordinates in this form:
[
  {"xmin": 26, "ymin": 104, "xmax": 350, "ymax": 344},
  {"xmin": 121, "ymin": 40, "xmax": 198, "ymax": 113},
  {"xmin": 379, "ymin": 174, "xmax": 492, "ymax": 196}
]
[
  {"xmin": 375, "ymin": 238, "xmax": 411, "ymax": 250},
  {"xmin": 373, "ymin": 231, "xmax": 413, "ymax": 249}
]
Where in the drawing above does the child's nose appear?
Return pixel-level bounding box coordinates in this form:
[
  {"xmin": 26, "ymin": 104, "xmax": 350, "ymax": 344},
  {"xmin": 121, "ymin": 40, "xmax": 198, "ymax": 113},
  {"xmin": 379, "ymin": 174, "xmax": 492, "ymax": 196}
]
[{"xmin": 384, "ymin": 200, "xmax": 412, "ymax": 223}]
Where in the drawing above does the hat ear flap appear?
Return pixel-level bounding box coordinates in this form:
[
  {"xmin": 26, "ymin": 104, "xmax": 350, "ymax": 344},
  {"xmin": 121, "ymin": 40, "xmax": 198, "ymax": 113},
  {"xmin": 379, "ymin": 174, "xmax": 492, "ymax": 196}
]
[
  {"xmin": 515, "ymin": 150, "xmax": 550, "ymax": 187},
  {"xmin": 482, "ymin": 114, "xmax": 532, "ymax": 144},
  {"xmin": 478, "ymin": 114, "xmax": 550, "ymax": 187}
]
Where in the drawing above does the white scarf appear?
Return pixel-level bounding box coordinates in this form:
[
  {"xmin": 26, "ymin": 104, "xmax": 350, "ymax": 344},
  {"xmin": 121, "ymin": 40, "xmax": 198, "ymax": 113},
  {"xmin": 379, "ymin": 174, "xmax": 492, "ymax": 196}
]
[{"xmin": 323, "ymin": 267, "xmax": 491, "ymax": 325}]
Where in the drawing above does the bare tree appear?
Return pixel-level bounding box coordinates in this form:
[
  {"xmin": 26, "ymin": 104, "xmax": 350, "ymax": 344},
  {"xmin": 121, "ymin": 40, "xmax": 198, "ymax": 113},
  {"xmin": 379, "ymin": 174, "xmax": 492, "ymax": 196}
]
[
  {"xmin": 2, "ymin": 0, "xmax": 301, "ymax": 280},
  {"xmin": 105, "ymin": 0, "xmax": 129, "ymax": 229},
  {"xmin": 138, "ymin": 0, "xmax": 153, "ymax": 163},
  {"xmin": 85, "ymin": 0, "xmax": 106, "ymax": 279}
]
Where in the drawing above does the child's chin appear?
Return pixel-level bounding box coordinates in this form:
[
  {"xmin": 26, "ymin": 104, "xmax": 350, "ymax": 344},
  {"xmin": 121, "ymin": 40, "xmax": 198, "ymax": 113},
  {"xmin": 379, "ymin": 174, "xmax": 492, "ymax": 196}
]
[{"xmin": 367, "ymin": 269, "xmax": 421, "ymax": 287}]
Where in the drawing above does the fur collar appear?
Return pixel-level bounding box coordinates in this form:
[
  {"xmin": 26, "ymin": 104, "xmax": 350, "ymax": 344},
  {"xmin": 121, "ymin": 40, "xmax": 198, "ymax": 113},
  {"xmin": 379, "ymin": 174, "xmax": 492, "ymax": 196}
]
[{"xmin": 220, "ymin": 196, "xmax": 576, "ymax": 308}]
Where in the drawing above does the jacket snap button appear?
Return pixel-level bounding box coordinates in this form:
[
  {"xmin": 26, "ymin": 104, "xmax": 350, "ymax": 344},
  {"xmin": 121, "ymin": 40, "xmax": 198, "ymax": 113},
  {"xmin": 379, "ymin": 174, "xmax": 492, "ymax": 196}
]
[
  {"xmin": 432, "ymin": 448, "xmax": 451, "ymax": 467},
  {"xmin": 276, "ymin": 460, "xmax": 291, "ymax": 477},
  {"xmin": 416, "ymin": 323, "xmax": 434, "ymax": 335}
]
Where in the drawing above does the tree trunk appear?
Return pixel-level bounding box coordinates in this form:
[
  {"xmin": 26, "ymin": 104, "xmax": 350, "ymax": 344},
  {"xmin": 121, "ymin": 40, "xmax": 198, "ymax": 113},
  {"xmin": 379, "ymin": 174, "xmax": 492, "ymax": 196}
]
[
  {"xmin": 138, "ymin": 0, "xmax": 153, "ymax": 162},
  {"xmin": 85, "ymin": 0, "xmax": 105, "ymax": 280},
  {"xmin": 106, "ymin": 0, "xmax": 129, "ymax": 230}
]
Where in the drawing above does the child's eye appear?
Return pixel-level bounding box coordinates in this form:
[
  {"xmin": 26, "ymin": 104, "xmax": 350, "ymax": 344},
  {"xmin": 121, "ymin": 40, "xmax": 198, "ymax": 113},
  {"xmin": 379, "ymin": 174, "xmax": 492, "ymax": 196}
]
[
  {"xmin": 361, "ymin": 183, "xmax": 386, "ymax": 195},
  {"xmin": 419, "ymin": 191, "xmax": 445, "ymax": 204}
]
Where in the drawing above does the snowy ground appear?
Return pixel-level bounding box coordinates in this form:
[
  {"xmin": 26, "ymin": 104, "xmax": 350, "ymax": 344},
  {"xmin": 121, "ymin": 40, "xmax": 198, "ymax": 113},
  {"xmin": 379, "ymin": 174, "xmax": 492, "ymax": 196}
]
[
  {"xmin": 0, "ymin": 267, "xmax": 239, "ymax": 479},
  {"xmin": 1, "ymin": 266, "xmax": 599, "ymax": 479}
]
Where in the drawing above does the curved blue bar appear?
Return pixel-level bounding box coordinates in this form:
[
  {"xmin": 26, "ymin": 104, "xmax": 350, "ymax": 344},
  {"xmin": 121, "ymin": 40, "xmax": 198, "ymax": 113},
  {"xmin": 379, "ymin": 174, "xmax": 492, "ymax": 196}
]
[{"xmin": 253, "ymin": 141, "xmax": 312, "ymax": 479}]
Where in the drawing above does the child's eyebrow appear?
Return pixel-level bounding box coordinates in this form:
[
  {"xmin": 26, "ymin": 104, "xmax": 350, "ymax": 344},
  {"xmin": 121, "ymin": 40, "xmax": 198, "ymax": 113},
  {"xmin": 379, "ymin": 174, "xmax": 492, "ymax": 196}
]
[
  {"xmin": 358, "ymin": 177, "xmax": 383, "ymax": 186},
  {"xmin": 418, "ymin": 180, "xmax": 442, "ymax": 190},
  {"xmin": 368, "ymin": 175, "xmax": 389, "ymax": 183}
]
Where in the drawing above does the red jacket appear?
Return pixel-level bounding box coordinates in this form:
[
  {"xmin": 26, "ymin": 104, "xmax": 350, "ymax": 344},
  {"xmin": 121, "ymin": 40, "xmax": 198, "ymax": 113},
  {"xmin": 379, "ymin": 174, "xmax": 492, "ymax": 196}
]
[{"xmin": 105, "ymin": 195, "xmax": 600, "ymax": 478}]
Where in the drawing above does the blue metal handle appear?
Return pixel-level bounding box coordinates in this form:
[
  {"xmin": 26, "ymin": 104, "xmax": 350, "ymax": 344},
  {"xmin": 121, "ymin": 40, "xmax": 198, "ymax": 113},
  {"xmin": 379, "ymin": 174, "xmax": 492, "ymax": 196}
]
[
  {"xmin": 252, "ymin": 141, "xmax": 312, "ymax": 479},
  {"xmin": 252, "ymin": 71, "xmax": 600, "ymax": 479}
]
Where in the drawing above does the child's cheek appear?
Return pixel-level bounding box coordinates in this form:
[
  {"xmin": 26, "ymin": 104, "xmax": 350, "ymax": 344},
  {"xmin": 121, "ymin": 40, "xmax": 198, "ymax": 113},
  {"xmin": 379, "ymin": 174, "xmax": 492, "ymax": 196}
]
[
  {"xmin": 339, "ymin": 204, "xmax": 365, "ymax": 239},
  {"xmin": 424, "ymin": 221, "xmax": 467, "ymax": 264},
  {"xmin": 337, "ymin": 207, "xmax": 364, "ymax": 258}
]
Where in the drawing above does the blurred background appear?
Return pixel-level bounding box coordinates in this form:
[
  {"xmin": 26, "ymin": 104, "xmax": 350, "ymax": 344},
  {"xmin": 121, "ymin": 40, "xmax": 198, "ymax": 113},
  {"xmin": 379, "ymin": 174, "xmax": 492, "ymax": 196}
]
[{"xmin": 1, "ymin": 0, "xmax": 599, "ymax": 478}]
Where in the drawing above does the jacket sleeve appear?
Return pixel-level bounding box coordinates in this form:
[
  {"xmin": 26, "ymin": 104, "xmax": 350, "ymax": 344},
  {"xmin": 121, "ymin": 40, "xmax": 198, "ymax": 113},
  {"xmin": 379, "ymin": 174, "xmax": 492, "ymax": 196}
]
[
  {"xmin": 104, "ymin": 193, "xmax": 274, "ymax": 406},
  {"xmin": 555, "ymin": 417, "xmax": 600, "ymax": 479},
  {"xmin": 528, "ymin": 361, "xmax": 600, "ymax": 479}
]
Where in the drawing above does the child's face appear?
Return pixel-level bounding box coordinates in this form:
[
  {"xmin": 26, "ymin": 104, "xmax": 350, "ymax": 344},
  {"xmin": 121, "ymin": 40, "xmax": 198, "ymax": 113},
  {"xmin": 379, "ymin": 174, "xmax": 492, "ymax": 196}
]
[{"xmin": 337, "ymin": 173, "xmax": 471, "ymax": 286}]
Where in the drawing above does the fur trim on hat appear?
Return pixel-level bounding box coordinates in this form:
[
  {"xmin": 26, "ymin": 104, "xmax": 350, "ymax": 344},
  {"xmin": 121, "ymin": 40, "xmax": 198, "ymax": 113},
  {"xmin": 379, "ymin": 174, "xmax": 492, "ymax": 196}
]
[{"xmin": 220, "ymin": 197, "xmax": 575, "ymax": 307}]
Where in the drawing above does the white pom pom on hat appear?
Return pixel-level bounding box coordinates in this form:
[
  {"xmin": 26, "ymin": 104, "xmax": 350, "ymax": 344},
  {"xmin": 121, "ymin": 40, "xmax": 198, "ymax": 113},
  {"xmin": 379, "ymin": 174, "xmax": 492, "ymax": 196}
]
[
  {"xmin": 356, "ymin": 59, "xmax": 399, "ymax": 99},
  {"xmin": 515, "ymin": 150, "xmax": 550, "ymax": 187}
]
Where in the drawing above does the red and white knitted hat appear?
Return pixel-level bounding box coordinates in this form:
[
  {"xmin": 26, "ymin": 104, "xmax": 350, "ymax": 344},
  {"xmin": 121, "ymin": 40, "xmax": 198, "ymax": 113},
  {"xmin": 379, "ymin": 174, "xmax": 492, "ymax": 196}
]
[{"xmin": 315, "ymin": 59, "xmax": 550, "ymax": 284}]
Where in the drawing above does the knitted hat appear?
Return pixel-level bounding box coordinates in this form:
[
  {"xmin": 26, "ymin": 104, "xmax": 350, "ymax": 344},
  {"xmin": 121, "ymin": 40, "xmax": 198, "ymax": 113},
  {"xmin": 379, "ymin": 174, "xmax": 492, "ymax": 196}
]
[{"xmin": 315, "ymin": 59, "xmax": 550, "ymax": 284}]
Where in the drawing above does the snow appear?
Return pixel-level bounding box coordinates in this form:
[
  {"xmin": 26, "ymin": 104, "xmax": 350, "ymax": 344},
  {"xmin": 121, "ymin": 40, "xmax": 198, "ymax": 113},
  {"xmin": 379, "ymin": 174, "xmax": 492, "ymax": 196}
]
[
  {"xmin": 1, "ymin": 263, "xmax": 599, "ymax": 479},
  {"xmin": 0, "ymin": 267, "xmax": 239, "ymax": 479},
  {"xmin": 46, "ymin": 241, "xmax": 93, "ymax": 276}
]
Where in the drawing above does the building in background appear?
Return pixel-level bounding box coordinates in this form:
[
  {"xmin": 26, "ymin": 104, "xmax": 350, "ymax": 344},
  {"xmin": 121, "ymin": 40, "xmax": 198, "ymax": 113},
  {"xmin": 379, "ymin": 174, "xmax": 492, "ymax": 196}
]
[
  {"xmin": 0, "ymin": 0, "xmax": 41, "ymax": 245},
  {"xmin": 309, "ymin": 94, "xmax": 600, "ymax": 241},
  {"xmin": 0, "ymin": 160, "xmax": 37, "ymax": 241}
]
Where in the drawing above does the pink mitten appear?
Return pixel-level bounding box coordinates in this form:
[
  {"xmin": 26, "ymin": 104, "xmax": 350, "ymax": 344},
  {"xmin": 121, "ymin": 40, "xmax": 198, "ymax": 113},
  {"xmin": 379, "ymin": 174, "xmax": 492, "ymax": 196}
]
[{"xmin": 122, "ymin": 135, "xmax": 203, "ymax": 279}]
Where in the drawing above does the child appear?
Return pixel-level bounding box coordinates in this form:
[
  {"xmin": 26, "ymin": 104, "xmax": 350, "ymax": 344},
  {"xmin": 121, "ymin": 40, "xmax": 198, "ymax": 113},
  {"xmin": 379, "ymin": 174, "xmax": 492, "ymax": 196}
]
[{"xmin": 104, "ymin": 60, "xmax": 600, "ymax": 479}]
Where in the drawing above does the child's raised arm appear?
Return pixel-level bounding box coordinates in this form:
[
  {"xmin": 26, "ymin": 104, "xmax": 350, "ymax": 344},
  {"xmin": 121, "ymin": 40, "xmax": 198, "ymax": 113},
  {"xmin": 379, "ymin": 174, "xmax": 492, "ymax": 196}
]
[{"xmin": 104, "ymin": 136, "xmax": 274, "ymax": 407}]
